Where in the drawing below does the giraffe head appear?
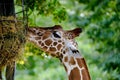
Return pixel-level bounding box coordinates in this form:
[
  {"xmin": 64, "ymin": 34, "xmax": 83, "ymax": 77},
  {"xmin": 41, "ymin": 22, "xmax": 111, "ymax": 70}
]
[
  {"xmin": 27, "ymin": 25, "xmax": 82, "ymax": 57},
  {"xmin": 27, "ymin": 25, "xmax": 90, "ymax": 80}
]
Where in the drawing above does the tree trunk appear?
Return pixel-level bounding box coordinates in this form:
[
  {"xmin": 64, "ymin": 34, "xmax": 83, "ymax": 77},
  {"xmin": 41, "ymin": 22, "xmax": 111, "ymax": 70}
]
[{"xmin": 0, "ymin": 0, "xmax": 15, "ymax": 16}]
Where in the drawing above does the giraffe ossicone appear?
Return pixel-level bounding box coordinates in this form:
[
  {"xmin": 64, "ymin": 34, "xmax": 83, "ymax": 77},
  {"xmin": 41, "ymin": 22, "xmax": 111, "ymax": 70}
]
[{"xmin": 27, "ymin": 25, "xmax": 91, "ymax": 80}]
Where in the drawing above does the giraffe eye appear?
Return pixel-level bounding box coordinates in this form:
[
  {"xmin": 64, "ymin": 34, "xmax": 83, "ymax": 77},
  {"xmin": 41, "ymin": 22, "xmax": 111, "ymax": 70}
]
[{"xmin": 53, "ymin": 31, "xmax": 61, "ymax": 38}]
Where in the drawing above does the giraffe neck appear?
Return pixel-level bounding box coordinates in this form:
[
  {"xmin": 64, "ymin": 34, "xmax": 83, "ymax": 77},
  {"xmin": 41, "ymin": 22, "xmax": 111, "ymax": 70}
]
[
  {"xmin": 60, "ymin": 51, "xmax": 91, "ymax": 80},
  {"xmin": 27, "ymin": 26, "xmax": 90, "ymax": 80}
]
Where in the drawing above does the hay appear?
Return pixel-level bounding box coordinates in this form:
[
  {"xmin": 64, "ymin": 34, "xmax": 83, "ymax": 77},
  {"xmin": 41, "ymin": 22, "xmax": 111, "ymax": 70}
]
[{"xmin": 0, "ymin": 16, "xmax": 26, "ymax": 68}]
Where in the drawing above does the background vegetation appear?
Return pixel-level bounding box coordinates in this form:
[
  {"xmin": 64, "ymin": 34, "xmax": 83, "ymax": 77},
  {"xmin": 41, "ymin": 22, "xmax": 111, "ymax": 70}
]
[{"xmin": 14, "ymin": 0, "xmax": 120, "ymax": 80}]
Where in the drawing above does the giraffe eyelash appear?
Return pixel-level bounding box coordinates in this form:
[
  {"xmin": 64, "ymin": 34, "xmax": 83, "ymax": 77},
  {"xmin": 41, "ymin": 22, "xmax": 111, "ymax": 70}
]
[{"xmin": 53, "ymin": 31, "xmax": 61, "ymax": 38}]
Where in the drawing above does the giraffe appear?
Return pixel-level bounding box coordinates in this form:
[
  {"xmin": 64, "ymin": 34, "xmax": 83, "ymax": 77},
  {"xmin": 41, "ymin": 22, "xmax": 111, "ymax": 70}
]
[{"xmin": 27, "ymin": 25, "xmax": 91, "ymax": 80}]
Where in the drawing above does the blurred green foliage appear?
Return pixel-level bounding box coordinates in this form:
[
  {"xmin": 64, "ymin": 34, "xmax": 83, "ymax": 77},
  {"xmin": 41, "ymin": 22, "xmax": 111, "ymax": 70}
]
[
  {"xmin": 15, "ymin": 0, "xmax": 120, "ymax": 80},
  {"xmin": 16, "ymin": 0, "xmax": 67, "ymax": 22}
]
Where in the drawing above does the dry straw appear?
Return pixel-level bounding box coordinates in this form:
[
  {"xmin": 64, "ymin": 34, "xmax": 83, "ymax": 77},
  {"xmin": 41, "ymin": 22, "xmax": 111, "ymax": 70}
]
[{"xmin": 0, "ymin": 16, "xmax": 26, "ymax": 68}]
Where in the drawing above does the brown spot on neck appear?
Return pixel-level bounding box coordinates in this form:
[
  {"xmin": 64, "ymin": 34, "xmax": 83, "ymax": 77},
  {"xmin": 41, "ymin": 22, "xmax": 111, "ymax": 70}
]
[
  {"xmin": 76, "ymin": 58, "xmax": 91, "ymax": 80},
  {"xmin": 69, "ymin": 67, "xmax": 80, "ymax": 80},
  {"xmin": 64, "ymin": 56, "xmax": 68, "ymax": 62},
  {"xmin": 69, "ymin": 57, "xmax": 76, "ymax": 65}
]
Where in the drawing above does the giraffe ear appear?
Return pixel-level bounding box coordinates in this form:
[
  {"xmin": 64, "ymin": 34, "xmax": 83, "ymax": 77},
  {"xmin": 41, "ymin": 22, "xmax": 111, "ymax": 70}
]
[
  {"xmin": 53, "ymin": 25, "xmax": 62, "ymax": 29},
  {"xmin": 71, "ymin": 28, "xmax": 82, "ymax": 37}
]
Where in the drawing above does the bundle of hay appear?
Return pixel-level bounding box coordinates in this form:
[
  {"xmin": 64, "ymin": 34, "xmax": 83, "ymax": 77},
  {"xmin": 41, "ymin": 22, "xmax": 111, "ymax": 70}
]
[{"xmin": 0, "ymin": 16, "xmax": 25, "ymax": 68}]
